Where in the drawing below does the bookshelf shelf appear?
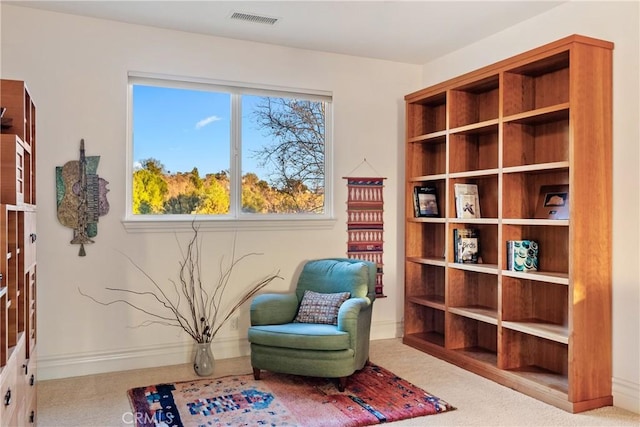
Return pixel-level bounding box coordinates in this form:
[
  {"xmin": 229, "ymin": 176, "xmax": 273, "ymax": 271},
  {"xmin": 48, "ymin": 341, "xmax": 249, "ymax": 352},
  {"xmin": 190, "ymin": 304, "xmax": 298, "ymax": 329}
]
[
  {"xmin": 448, "ymin": 306, "xmax": 498, "ymax": 325},
  {"xmin": 502, "ymin": 320, "xmax": 569, "ymax": 344},
  {"xmin": 403, "ymin": 35, "xmax": 613, "ymax": 413}
]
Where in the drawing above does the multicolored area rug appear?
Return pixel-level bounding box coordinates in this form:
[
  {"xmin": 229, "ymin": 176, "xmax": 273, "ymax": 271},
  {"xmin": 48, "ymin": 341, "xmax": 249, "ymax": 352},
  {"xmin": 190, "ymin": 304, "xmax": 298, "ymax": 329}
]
[{"xmin": 128, "ymin": 362, "xmax": 455, "ymax": 427}]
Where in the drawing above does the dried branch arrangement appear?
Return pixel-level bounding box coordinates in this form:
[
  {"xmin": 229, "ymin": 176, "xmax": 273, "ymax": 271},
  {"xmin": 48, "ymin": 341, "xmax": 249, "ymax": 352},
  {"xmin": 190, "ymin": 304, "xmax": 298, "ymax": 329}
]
[{"xmin": 80, "ymin": 223, "xmax": 282, "ymax": 343}]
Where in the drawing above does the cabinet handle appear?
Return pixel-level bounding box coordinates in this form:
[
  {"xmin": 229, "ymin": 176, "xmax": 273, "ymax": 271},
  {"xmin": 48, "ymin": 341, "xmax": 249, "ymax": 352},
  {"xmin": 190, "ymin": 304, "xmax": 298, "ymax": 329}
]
[
  {"xmin": 29, "ymin": 374, "xmax": 35, "ymax": 386},
  {"xmin": 4, "ymin": 388, "xmax": 10, "ymax": 406},
  {"xmin": 29, "ymin": 410, "xmax": 35, "ymax": 423},
  {"xmin": 30, "ymin": 233, "xmax": 37, "ymax": 243},
  {"xmin": 23, "ymin": 363, "xmax": 28, "ymax": 376}
]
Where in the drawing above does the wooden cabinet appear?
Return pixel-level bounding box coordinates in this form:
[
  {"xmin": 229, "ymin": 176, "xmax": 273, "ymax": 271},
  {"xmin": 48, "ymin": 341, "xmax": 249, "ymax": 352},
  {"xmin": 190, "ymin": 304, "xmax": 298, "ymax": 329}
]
[
  {"xmin": 0, "ymin": 79, "xmax": 37, "ymax": 425},
  {"xmin": 403, "ymin": 35, "xmax": 613, "ymax": 413}
]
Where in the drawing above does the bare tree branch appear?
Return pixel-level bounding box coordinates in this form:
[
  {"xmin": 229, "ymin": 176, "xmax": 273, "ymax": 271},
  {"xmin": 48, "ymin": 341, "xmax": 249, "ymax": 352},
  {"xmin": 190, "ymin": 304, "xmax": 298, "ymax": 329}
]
[{"xmin": 79, "ymin": 222, "xmax": 282, "ymax": 343}]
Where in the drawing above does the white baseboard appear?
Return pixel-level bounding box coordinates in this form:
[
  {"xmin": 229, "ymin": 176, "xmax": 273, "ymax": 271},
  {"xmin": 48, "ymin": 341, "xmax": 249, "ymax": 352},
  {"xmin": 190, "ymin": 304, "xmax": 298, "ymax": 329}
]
[
  {"xmin": 38, "ymin": 337, "xmax": 250, "ymax": 381},
  {"xmin": 613, "ymin": 376, "xmax": 640, "ymax": 414},
  {"xmin": 38, "ymin": 321, "xmax": 403, "ymax": 381},
  {"xmin": 370, "ymin": 320, "xmax": 403, "ymax": 340}
]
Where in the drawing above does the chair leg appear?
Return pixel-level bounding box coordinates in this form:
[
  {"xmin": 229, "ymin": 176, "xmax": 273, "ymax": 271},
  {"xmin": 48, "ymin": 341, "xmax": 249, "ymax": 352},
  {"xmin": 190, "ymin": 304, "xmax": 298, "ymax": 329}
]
[
  {"xmin": 338, "ymin": 376, "xmax": 347, "ymax": 392},
  {"xmin": 253, "ymin": 368, "xmax": 261, "ymax": 380}
]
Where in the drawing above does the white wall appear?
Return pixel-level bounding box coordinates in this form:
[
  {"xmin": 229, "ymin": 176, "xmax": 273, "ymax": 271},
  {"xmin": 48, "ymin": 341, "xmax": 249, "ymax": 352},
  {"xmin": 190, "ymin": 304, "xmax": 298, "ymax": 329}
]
[
  {"xmin": 417, "ymin": 1, "xmax": 640, "ymax": 413},
  {"xmin": 0, "ymin": 5, "xmax": 419, "ymax": 379}
]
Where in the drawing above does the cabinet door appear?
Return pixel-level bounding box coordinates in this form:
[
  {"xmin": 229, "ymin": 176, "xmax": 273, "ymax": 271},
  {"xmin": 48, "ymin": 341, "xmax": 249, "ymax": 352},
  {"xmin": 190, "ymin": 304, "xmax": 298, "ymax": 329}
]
[{"xmin": 22, "ymin": 212, "xmax": 36, "ymax": 271}]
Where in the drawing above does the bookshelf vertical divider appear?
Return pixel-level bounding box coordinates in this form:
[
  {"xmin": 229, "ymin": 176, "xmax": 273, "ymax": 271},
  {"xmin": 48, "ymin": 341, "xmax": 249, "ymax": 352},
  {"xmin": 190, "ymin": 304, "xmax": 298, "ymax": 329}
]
[{"xmin": 404, "ymin": 35, "xmax": 613, "ymax": 413}]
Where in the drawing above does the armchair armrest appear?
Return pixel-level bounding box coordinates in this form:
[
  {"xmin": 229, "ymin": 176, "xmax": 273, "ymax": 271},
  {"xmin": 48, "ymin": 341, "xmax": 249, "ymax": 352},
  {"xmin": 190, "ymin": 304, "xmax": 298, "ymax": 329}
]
[
  {"xmin": 250, "ymin": 293, "xmax": 299, "ymax": 325},
  {"xmin": 337, "ymin": 297, "xmax": 371, "ymax": 331},
  {"xmin": 337, "ymin": 297, "xmax": 373, "ymax": 365}
]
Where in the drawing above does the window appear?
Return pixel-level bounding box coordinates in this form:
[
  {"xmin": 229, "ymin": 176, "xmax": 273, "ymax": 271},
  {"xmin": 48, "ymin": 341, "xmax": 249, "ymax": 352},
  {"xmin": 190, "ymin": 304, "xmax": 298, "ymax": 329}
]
[{"xmin": 125, "ymin": 73, "xmax": 333, "ymax": 229}]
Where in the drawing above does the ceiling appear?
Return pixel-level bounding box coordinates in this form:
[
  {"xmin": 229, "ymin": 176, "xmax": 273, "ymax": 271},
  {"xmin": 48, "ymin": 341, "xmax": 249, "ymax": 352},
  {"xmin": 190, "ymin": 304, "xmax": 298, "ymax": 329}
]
[{"xmin": 8, "ymin": 1, "xmax": 566, "ymax": 64}]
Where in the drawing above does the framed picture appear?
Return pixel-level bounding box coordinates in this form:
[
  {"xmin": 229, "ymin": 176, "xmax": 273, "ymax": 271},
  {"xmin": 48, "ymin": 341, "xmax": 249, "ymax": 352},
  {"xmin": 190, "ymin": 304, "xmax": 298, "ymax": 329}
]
[
  {"xmin": 535, "ymin": 184, "xmax": 569, "ymax": 219},
  {"xmin": 454, "ymin": 183, "xmax": 481, "ymax": 219},
  {"xmin": 414, "ymin": 186, "xmax": 439, "ymax": 217}
]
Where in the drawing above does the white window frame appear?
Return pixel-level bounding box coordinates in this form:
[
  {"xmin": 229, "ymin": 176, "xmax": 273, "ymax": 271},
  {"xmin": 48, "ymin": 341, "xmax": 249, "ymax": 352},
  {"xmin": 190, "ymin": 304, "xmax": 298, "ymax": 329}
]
[{"xmin": 122, "ymin": 72, "xmax": 336, "ymax": 232}]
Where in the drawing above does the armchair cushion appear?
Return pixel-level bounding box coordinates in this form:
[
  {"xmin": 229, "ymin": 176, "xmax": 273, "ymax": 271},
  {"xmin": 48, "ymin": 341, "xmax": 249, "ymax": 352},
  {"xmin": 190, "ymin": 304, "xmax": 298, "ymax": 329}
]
[
  {"xmin": 294, "ymin": 290, "xmax": 350, "ymax": 325},
  {"xmin": 248, "ymin": 323, "xmax": 350, "ymax": 351}
]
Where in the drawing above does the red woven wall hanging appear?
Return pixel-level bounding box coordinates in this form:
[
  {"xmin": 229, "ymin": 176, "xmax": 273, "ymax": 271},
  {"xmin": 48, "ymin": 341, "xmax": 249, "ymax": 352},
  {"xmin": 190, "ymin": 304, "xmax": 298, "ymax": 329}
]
[{"xmin": 344, "ymin": 177, "xmax": 386, "ymax": 297}]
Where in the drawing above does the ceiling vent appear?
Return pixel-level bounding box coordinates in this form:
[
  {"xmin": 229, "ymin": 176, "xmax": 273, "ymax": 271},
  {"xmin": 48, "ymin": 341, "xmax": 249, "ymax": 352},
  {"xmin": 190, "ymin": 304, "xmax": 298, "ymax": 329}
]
[{"xmin": 230, "ymin": 11, "xmax": 279, "ymax": 26}]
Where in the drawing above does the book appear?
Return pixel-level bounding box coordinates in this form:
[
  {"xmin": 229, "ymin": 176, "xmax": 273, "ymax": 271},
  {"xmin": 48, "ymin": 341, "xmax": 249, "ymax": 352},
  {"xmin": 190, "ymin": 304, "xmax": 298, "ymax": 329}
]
[
  {"xmin": 506, "ymin": 240, "xmax": 538, "ymax": 271},
  {"xmin": 454, "ymin": 228, "xmax": 479, "ymax": 263},
  {"xmin": 414, "ymin": 186, "xmax": 439, "ymax": 217},
  {"xmin": 454, "ymin": 183, "xmax": 481, "ymax": 219},
  {"xmin": 535, "ymin": 184, "xmax": 569, "ymax": 220}
]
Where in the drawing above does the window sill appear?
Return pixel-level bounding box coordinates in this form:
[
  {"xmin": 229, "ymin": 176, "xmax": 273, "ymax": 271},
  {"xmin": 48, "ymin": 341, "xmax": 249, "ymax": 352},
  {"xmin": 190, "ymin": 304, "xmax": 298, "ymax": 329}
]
[{"xmin": 121, "ymin": 217, "xmax": 338, "ymax": 233}]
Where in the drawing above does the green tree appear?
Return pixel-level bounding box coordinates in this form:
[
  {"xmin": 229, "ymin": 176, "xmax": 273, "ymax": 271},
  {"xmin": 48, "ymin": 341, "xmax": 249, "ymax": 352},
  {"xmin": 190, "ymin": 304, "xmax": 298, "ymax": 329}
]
[
  {"xmin": 164, "ymin": 193, "xmax": 200, "ymax": 214},
  {"xmin": 195, "ymin": 178, "xmax": 229, "ymax": 214},
  {"xmin": 190, "ymin": 167, "xmax": 203, "ymax": 190},
  {"xmin": 242, "ymin": 173, "xmax": 269, "ymax": 213},
  {"xmin": 133, "ymin": 158, "xmax": 168, "ymax": 214}
]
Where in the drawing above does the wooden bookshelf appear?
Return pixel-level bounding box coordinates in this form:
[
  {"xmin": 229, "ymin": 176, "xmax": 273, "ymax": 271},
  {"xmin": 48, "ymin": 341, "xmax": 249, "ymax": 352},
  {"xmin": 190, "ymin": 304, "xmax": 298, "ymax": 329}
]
[{"xmin": 403, "ymin": 35, "xmax": 613, "ymax": 413}]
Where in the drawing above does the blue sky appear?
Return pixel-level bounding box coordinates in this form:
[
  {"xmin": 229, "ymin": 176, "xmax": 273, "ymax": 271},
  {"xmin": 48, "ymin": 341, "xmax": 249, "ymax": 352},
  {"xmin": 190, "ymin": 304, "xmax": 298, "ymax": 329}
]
[{"xmin": 132, "ymin": 85, "xmax": 271, "ymax": 179}]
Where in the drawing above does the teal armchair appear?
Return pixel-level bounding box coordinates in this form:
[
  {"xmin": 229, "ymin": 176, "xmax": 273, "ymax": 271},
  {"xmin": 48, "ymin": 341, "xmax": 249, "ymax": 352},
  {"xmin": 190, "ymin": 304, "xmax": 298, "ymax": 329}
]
[{"xmin": 248, "ymin": 258, "xmax": 376, "ymax": 391}]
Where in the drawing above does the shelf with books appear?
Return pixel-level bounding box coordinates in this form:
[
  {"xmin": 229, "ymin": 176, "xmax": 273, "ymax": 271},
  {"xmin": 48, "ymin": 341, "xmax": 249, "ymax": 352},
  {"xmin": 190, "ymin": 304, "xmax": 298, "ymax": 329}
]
[
  {"xmin": 405, "ymin": 36, "xmax": 613, "ymax": 412},
  {"xmin": 503, "ymin": 224, "xmax": 568, "ymax": 276},
  {"xmin": 412, "ymin": 184, "xmax": 441, "ymax": 218},
  {"xmin": 450, "ymin": 223, "xmax": 498, "ymax": 265},
  {"xmin": 502, "ymin": 169, "xmax": 568, "ymax": 220},
  {"xmin": 451, "ymin": 176, "xmax": 498, "ymax": 219}
]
